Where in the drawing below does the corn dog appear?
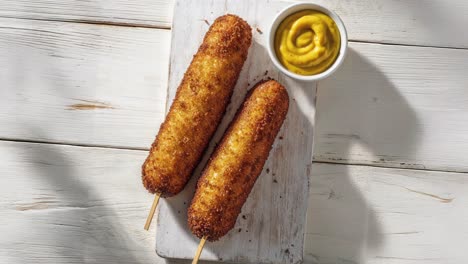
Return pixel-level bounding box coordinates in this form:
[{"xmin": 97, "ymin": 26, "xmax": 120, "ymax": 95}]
[
  {"xmin": 142, "ymin": 15, "xmax": 252, "ymax": 197},
  {"xmin": 188, "ymin": 80, "xmax": 289, "ymax": 241}
]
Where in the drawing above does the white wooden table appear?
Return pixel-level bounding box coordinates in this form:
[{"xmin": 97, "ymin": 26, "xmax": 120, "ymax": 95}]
[{"xmin": 1, "ymin": 1, "xmax": 467, "ymax": 264}]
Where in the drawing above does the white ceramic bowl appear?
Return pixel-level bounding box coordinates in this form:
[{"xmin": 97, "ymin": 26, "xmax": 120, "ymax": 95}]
[{"xmin": 267, "ymin": 3, "xmax": 348, "ymax": 82}]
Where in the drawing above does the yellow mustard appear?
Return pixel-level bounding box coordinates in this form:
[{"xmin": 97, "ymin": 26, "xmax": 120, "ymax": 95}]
[{"xmin": 275, "ymin": 10, "xmax": 341, "ymax": 75}]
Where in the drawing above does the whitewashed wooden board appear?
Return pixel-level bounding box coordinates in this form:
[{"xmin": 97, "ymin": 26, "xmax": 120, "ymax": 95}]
[
  {"xmin": 0, "ymin": 17, "xmax": 171, "ymax": 149},
  {"xmin": 305, "ymin": 163, "xmax": 468, "ymax": 264},
  {"xmin": 2, "ymin": 140, "xmax": 467, "ymax": 264},
  {"xmin": 0, "ymin": 141, "xmax": 158, "ymax": 264},
  {"xmin": 0, "ymin": 0, "xmax": 174, "ymax": 28},
  {"xmin": 314, "ymin": 42, "xmax": 468, "ymax": 173},
  {"xmin": 3, "ymin": 0, "xmax": 468, "ymax": 48},
  {"xmin": 155, "ymin": 0, "xmax": 316, "ymax": 263}
]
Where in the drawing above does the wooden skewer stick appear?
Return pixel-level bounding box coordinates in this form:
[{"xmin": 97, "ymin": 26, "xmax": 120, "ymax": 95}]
[
  {"xmin": 144, "ymin": 193, "xmax": 161, "ymax": 230},
  {"xmin": 192, "ymin": 236, "xmax": 207, "ymax": 264}
]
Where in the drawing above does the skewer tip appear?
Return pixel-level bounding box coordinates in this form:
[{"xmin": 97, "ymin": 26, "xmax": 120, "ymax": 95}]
[
  {"xmin": 144, "ymin": 193, "xmax": 161, "ymax": 230},
  {"xmin": 192, "ymin": 236, "xmax": 207, "ymax": 264}
]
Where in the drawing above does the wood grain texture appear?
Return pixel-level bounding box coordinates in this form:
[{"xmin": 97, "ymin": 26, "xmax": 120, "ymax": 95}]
[
  {"xmin": 0, "ymin": 17, "xmax": 170, "ymax": 149},
  {"xmin": 0, "ymin": 0, "xmax": 174, "ymax": 28},
  {"xmin": 306, "ymin": 163, "xmax": 468, "ymax": 264},
  {"xmin": 0, "ymin": 141, "xmax": 159, "ymax": 264},
  {"xmin": 314, "ymin": 42, "xmax": 468, "ymax": 173},
  {"xmin": 157, "ymin": 1, "xmax": 316, "ymax": 263},
  {"xmin": 310, "ymin": 0, "xmax": 468, "ymax": 49},
  {"xmin": 3, "ymin": 0, "xmax": 467, "ymax": 48},
  {"xmin": 2, "ymin": 141, "xmax": 466, "ymax": 264},
  {"xmin": 1, "ymin": 1, "xmax": 467, "ymax": 264}
]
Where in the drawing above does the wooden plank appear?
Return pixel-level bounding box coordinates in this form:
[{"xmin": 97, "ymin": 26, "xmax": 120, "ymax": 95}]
[
  {"xmin": 156, "ymin": 1, "xmax": 315, "ymax": 263},
  {"xmin": 0, "ymin": 141, "xmax": 162, "ymax": 264},
  {"xmin": 2, "ymin": 0, "xmax": 468, "ymax": 48},
  {"xmin": 2, "ymin": 141, "xmax": 466, "ymax": 264},
  {"xmin": 0, "ymin": 0, "xmax": 173, "ymax": 28},
  {"xmin": 314, "ymin": 41, "xmax": 468, "ymax": 173},
  {"xmin": 314, "ymin": 0, "xmax": 468, "ymax": 49},
  {"xmin": 0, "ymin": 17, "xmax": 170, "ymax": 149},
  {"xmin": 306, "ymin": 163, "xmax": 468, "ymax": 264}
]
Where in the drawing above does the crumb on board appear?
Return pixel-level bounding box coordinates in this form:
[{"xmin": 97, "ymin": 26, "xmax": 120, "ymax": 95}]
[
  {"xmin": 273, "ymin": 179, "xmax": 278, "ymax": 183},
  {"xmin": 279, "ymin": 136, "xmax": 284, "ymax": 140},
  {"xmin": 242, "ymin": 215, "xmax": 247, "ymax": 220},
  {"xmin": 256, "ymin": 27, "xmax": 263, "ymax": 34},
  {"xmin": 204, "ymin": 19, "xmax": 210, "ymax": 25},
  {"xmin": 238, "ymin": 228, "xmax": 242, "ymax": 232},
  {"xmin": 264, "ymin": 70, "xmax": 268, "ymax": 76},
  {"xmin": 266, "ymin": 168, "xmax": 270, "ymax": 173}
]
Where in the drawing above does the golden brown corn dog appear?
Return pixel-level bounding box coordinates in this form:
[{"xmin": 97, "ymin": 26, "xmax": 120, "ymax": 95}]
[
  {"xmin": 188, "ymin": 80, "xmax": 289, "ymax": 241},
  {"xmin": 142, "ymin": 15, "xmax": 252, "ymax": 197}
]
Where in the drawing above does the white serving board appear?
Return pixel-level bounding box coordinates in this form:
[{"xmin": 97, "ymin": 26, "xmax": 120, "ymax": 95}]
[{"xmin": 156, "ymin": 0, "xmax": 316, "ymax": 263}]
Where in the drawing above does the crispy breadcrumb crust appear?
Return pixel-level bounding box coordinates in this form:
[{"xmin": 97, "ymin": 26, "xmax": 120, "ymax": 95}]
[
  {"xmin": 188, "ymin": 80, "xmax": 289, "ymax": 241},
  {"xmin": 142, "ymin": 14, "xmax": 252, "ymax": 197}
]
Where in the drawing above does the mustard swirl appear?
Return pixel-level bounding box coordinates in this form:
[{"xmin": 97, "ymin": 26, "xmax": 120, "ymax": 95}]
[{"xmin": 275, "ymin": 10, "xmax": 341, "ymax": 75}]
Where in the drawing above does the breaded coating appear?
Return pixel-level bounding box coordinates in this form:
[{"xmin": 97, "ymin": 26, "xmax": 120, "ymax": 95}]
[
  {"xmin": 142, "ymin": 15, "xmax": 252, "ymax": 197},
  {"xmin": 188, "ymin": 80, "xmax": 289, "ymax": 241}
]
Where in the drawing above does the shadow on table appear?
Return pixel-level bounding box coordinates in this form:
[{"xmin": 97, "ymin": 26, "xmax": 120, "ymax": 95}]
[
  {"xmin": 301, "ymin": 47, "xmax": 420, "ymax": 264},
  {"xmin": 159, "ymin": 42, "xmax": 421, "ymax": 264},
  {"xmin": 6, "ymin": 4, "xmax": 154, "ymax": 263},
  {"xmin": 15, "ymin": 127, "xmax": 149, "ymax": 264}
]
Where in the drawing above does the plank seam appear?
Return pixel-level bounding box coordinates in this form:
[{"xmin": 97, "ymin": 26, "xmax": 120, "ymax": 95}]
[
  {"xmin": 312, "ymin": 160, "xmax": 468, "ymax": 175},
  {"xmin": 0, "ymin": 15, "xmax": 171, "ymax": 30},
  {"xmin": 1, "ymin": 138, "xmax": 467, "ymax": 175},
  {"xmin": 350, "ymin": 39, "xmax": 468, "ymax": 51},
  {"xmin": 2, "ymin": 15, "xmax": 468, "ymax": 51},
  {"xmin": 0, "ymin": 138, "xmax": 150, "ymax": 152}
]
